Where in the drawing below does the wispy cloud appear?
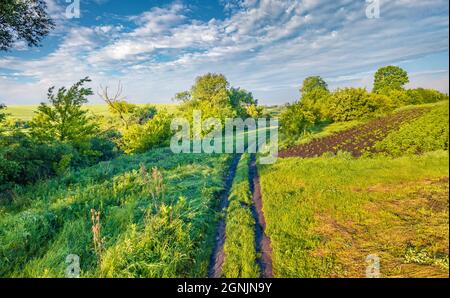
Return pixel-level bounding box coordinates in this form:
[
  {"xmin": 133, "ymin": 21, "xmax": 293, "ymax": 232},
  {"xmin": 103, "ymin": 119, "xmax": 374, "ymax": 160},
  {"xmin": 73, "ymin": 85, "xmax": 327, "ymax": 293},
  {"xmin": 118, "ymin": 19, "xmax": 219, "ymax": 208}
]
[{"xmin": 0, "ymin": 0, "xmax": 448, "ymax": 104}]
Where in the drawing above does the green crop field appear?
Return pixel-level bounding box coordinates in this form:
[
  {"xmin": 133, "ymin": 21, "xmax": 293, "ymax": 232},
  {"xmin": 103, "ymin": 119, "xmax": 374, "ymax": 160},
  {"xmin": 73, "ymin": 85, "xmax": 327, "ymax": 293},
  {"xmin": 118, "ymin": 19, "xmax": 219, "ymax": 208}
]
[{"xmin": 5, "ymin": 104, "xmax": 180, "ymax": 121}]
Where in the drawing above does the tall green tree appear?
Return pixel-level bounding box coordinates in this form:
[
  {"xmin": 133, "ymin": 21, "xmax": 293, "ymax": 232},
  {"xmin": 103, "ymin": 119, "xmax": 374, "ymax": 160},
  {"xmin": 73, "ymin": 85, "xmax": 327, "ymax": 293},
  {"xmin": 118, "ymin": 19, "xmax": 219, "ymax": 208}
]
[
  {"xmin": 0, "ymin": 103, "xmax": 6, "ymax": 123},
  {"xmin": 299, "ymin": 76, "xmax": 330, "ymax": 120},
  {"xmin": 373, "ymin": 66, "xmax": 409, "ymax": 93},
  {"xmin": 177, "ymin": 73, "xmax": 237, "ymax": 120},
  {"xmin": 30, "ymin": 77, "xmax": 98, "ymax": 143},
  {"xmin": 300, "ymin": 76, "xmax": 328, "ymax": 95},
  {"xmin": 0, "ymin": 0, "xmax": 54, "ymax": 51}
]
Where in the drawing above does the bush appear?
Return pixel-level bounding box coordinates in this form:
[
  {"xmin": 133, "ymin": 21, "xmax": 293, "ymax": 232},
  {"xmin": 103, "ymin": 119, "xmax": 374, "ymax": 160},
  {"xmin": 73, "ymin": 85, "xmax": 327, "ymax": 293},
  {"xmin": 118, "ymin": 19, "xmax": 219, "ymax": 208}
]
[
  {"xmin": 0, "ymin": 132, "xmax": 75, "ymax": 192},
  {"xmin": 406, "ymin": 88, "xmax": 449, "ymax": 105},
  {"xmin": 327, "ymin": 88, "xmax": 389, "ymax": 121},
  {"xmin": 120, "ymin": 111, "xmax": 173, "ymax": 154},
  {"xmin": 0, "ymin": 130, "xmax": 119, "ymax": 193},
  {"xmin": 280, "ymin": 102, "xmax": 317, "ymax": 139}
]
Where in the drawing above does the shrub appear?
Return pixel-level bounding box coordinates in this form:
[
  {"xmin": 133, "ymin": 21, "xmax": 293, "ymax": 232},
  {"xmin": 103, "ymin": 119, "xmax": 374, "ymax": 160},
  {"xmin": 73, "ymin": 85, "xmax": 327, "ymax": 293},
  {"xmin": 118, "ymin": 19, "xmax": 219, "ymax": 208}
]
[
  {"xmin": 280, "ymin": 102, "xmax": 317, "ymax": 139},
  {"xmin": 120, "ymin": 111, "xmax": 173, "ymax": 154},
  {"xmin": 406, "ymin": 88, "xmax": 449, "ymax": 104},
  {"xmin": 327, "ymin": 88, "xmax": 388, "ymax": 121}
]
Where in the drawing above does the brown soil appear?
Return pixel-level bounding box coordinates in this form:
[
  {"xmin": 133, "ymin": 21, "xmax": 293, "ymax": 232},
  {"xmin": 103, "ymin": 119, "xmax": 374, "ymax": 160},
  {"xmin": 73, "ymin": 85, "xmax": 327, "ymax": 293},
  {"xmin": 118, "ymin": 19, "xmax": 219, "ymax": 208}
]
[
  {"xmin": 279, "ymin": 107, "xmax": 430, "ymax": 158},
  {"xmin": 208, "ymin": 154, "xmax": 241, "ymax": 278},
  {"xmin": 249, "ymin": 154, "xmax": 274, "ymax": 278}
]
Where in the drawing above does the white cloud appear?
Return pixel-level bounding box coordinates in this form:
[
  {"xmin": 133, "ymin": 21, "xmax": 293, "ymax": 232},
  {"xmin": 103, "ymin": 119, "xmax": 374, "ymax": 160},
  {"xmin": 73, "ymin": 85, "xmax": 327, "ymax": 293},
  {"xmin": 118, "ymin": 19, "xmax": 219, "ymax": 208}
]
[{"xmin": 0, "ymin": 0, "xmax": 448, "ymax": 105}]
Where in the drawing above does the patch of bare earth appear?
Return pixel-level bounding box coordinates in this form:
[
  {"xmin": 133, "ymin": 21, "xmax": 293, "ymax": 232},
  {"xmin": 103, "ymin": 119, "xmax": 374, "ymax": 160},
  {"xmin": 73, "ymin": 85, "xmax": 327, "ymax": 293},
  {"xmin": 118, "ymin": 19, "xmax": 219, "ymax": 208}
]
[{"xmin": 279, "ymin": 107, "xmax": 429, "ymax": 158}]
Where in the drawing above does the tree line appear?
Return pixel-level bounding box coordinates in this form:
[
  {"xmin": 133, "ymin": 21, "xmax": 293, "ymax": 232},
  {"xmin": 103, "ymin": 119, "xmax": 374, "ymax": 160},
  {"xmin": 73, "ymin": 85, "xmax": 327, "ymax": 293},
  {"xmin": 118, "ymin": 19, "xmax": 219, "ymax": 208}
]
[{"xmin": 280, "ymin": 66, "xmax": 449, "ymax": 141}]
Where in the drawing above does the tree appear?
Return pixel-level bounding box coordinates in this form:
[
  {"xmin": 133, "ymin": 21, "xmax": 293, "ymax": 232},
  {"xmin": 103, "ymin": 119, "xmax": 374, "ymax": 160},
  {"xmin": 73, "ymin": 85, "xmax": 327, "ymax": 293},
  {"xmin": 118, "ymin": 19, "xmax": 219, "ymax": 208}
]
[
  {"xmin": 0, "ymin": 103, "xmax": 6, "ymax": 124},
  {"xmin": 327, "ymin": 88, "xmax": 384, "ymax": 121},
  {"xmin": 229, "ymin": 87, "xmax": 258, "ymax": 117},
  {"xmin": 30, "ymin": 77, "xmax": 98, "ymax": 143},
  {"xmin": 300, "ymin": 76, "xmax": 328, "ymax": 95},
  {"xmin": 280, "ymin": 102, "xmax": 316, "ymax": 139},
  {"xmin": 373, "ymin": 66, "xmax": 409, "ymax": 93},
  {"xmin": 98, "ymin": 82, "xmax": 137, "ymax": 129},
  {"xmin": 179, "ymin": 73, "xmax": 237, "ymax": 121},
  {"xmin": 0, "ymin": 103, "xmax": 7, "ymax": 135},
  {"xmin": 0, "ymin": 0, "xmax": 54, "ymax": 51}
]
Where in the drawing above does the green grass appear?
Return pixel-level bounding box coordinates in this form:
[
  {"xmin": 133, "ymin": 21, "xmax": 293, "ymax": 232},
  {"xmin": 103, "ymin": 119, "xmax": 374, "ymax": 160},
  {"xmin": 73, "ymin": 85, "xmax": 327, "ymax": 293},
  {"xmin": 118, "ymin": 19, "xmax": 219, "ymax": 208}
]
[
  {"xmin": 258, "ymin": 151, "xmax": 449, "ymax": 277},
  {"xmin": 222, "ymin": 153, "xmax": 259, "ymax": 278},
  {"xmin": 374, "ymin": 101, "xmax": 449, "ymax": 156},
  {"xmin": 5, "ymin": 104, "xmax": 179, "ymax": 121},
  {"xmin": 0, "ymin": 148, "xmax": 232, "ymax": 277}
]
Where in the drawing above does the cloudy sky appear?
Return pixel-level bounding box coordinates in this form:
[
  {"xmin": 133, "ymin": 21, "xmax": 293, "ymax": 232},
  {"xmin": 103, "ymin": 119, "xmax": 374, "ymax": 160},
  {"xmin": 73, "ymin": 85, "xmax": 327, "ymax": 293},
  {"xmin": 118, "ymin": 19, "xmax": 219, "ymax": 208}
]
[{"xmin": 0, "ymin": 0, "xmax": 448, "ymax": 105}]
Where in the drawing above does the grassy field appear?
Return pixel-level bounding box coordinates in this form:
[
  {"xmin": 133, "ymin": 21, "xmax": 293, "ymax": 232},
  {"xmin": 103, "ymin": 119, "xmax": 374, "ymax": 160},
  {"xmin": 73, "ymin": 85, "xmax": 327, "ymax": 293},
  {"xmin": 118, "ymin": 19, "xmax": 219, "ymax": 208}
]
[
  {"xmin": 5, "ymin": 104, "xmax": 180, "ymax": 121},
  {"xmin": 258, "ymin": 151, "xmax": 449, "ymax": 277},
  {"xmin": 0, "ymin": 148, "xmax": 232, "ymax": 277}
]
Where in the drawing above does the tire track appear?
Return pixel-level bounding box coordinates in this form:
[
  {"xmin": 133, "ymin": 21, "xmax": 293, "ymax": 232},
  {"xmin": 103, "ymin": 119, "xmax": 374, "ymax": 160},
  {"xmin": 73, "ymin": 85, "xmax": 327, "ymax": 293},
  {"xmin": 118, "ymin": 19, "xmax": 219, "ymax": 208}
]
[
  {"xmin": 208, "ymin": 154, "xmax": 241, "ymax": 278},
  {"xmin": 249, "ymin": 154, "xmax": 273, "ymax": 278}
]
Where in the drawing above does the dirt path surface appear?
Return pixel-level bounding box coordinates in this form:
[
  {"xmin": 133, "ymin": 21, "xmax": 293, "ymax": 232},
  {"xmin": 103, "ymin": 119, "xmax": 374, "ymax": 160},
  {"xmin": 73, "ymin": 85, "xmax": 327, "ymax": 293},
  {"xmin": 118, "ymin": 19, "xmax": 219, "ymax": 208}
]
[
  {"xmin": 208, "ymin": 154, "xmax": 241, "ymax": 278},
  {"xmin": 249, "ymin": 154, "xmax": 274, "ymax": 278}
]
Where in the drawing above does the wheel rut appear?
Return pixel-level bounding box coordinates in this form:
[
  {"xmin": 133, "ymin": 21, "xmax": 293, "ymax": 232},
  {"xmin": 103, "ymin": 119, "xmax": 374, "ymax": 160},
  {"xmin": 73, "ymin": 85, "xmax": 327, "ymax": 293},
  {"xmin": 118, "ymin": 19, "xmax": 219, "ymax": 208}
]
[
  {"xmin": 208, "ymin": 154, "xmax": 241, "ymax": 278},
  {"xmin": 249, "ymin": 154, "xmax": 273, "ymax": 278}
]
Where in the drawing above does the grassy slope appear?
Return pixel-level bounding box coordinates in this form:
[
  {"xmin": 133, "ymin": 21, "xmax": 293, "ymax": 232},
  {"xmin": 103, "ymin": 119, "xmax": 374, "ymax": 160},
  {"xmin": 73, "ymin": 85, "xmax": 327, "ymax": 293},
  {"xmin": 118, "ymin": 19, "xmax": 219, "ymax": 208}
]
[
  {"xmin": 259, "ymin": 151, "xmax": 449, "ymax": 277},
  {"xmin": 375, "ymin": 101, "xmax": 449, "ymax": 156},
  {"xmin": 0, "ymin": 148, "xmax": 231, "ymax": 277},
  {"xmin": 5, "ymin": 104, "xmax": 179, "ymax": 121},
  {"xmin": 281, "ymin": 101, "xmax": 448, "ymax": 149},
  {"xmin": 222, "ymin": 153, "xmax": 259, "ymax": 278}
]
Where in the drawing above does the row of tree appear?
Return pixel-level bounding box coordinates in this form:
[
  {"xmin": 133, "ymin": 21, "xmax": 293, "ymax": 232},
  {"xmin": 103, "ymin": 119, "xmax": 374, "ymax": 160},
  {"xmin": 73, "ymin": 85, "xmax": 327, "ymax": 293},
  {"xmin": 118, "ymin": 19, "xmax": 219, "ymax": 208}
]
[
  {"xmin": 0, "ymin": 73, "xmax": 262, "ymax": 195},
  {"xmin": 280, "ymin": 66, "xmax": 449, "ymax": 139}
]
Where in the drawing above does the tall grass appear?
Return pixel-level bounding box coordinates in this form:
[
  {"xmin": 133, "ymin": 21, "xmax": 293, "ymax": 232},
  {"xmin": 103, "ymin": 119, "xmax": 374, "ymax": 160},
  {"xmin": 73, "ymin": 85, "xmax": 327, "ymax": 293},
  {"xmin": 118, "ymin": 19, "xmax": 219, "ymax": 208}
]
[{"xmin": 0, "ymin": 148, "xmax": 232, "ymax": 277}]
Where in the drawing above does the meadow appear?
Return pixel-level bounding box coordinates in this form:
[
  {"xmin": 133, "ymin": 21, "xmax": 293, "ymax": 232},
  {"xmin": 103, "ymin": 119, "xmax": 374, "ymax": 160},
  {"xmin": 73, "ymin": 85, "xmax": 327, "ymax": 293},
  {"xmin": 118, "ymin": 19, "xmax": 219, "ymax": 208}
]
[
  {"xmin": 1, "ymin": 69, "xmax": 449, "ymax": 279},
  {"xmin": 0, "ymin": 148, "xmax": 232, "ymax": 277},
  {"xmin": 5, "ymin": 104, "xmax": 180, "ymax": 121},
  {"xmin": 258, "ymin": 101, "xmax": 449, "ymax": 277}
]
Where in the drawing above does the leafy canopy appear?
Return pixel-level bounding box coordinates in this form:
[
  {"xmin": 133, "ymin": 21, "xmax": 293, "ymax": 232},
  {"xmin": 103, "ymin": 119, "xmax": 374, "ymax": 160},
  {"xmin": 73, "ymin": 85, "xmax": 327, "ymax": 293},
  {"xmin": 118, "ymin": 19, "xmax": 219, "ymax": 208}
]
[
  {"xmin": 30, "ymin": 77, "xmax": 98, "ymax": 143},
  {"xmin": 0, "ymin": 0, "xmax": 54, "ymax": 51},
  {"xmin": 177, "ymin": 73, "xmax": 259, "ymax": 120},
  {"xmin": 300, "ymin": 76, "xmax": 328, "ymax": 95},
  {"xmin": 373, "ymin": 65, "xmax": 409, "ymax": 93}
]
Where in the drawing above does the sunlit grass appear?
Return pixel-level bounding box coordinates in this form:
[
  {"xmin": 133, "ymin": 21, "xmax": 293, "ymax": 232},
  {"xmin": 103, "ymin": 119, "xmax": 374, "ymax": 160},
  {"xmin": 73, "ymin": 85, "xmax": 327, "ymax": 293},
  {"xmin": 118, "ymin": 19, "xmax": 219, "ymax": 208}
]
[{"xmin": 258, "ymin": 151, "xmax": 449, "ymax": 277}]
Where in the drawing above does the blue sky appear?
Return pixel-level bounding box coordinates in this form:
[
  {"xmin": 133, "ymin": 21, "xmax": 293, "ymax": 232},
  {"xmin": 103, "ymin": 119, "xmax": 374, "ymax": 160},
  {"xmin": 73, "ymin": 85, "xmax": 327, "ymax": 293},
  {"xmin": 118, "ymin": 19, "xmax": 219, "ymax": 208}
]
[{"xmin": 0, "ymin": 0, "xmax": 448, "ymax": 105}]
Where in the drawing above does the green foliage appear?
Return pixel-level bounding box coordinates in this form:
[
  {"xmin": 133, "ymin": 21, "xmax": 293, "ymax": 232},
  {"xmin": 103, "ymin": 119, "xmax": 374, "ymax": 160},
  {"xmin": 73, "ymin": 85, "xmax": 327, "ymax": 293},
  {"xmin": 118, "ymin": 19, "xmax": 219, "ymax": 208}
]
[
  {"xmin": 258, "ymin": 151, "xmax": 449, "ymax": 277},
  {"xmin": 0, "ymin": 132, "xmax": 74, "ymax": 193},
  {"xmin": 373, "ymin": 65, "xmax": 409, "ymax": 93},
  {"xmin": 0, "ymin": 0, "xmax": 54, "ymax": 51},
  {"xmin": 327, "ymin": 88, "xmax": 386, "ymax": 121},
  {"xmin": 222, "ymin": 154, "xmax": 259, "ymax": 278},
  {"xmin": 30, "ymin": 77, "xmax": 98, "ymax": 143},
  {"xmin": 177, "ymin": 73, "xmax": 261, "ymax": 121},
  {"xmin": 375, "ymin": 102, "xmax": 449, "ymax": 156},
  {"xmin": 0, "ymin": 148, "xmax": 232, "ymax": 277},
  {"xmin": 120, "ymin": 110, "xmax": 173, "ymax": 154},
  {"xmin": 300, "ymin": 76, "xmax": 328, "ymax": 95},
  {"xmin": 280, "ymin": 102, "xmax": 317, "ymax": 139},
  {"xmin": 406, "ymin": 88, "xmax": 449, "ymax": 104},
  {"xmin": 0, "ymin": 103, "xmax": 6, "ymax": 123}
]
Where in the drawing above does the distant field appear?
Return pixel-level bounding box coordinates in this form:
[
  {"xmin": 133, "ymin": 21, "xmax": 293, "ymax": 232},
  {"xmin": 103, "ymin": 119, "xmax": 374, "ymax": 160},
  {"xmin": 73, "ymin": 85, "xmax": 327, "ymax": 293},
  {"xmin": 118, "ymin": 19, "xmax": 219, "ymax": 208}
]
[{"xmin": 5, "ymin": 104, "xmax": 180, "ymax": 121}]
